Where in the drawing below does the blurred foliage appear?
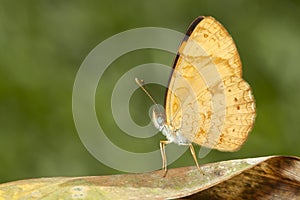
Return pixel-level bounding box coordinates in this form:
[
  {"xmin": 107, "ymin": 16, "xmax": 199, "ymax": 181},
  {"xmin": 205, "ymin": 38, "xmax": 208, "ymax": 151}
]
[{"xmin": 0, "ymin": 0, "xmax": 300, "ymax": 183}]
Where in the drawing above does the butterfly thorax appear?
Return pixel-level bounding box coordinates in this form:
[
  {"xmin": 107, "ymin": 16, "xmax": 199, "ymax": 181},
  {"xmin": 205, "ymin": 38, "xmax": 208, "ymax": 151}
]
[{"xmin": 151, "ymin": 104, "xmax": 190, "ymax": 145}]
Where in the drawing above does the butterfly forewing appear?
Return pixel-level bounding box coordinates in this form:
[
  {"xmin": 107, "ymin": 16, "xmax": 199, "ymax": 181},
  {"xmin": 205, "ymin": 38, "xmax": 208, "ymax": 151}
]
[{"xmin": 165, "ymin": 16, "xmax": 256, "ymax": 151}]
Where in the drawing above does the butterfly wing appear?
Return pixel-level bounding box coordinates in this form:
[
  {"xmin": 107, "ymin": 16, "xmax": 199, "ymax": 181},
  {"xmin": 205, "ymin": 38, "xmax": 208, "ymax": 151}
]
[{"xmin": 165, "ymin": 16, "xmax": 256, "ymax": 151}]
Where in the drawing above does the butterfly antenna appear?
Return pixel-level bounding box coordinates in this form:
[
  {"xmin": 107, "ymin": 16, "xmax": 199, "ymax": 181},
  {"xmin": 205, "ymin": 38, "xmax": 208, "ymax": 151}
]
[{"xmin": 135, "ymin": 78, "xmax": 158, "ymax": 105}]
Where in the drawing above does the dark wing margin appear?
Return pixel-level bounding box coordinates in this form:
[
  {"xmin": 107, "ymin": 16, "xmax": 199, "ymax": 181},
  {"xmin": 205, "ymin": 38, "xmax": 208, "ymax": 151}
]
[
  {"xmin": 164, "ymin": 16, "xmax": 205, "ymax": 107},
  {"xmin": 185, "ymin": 16, "xmax": 205, "ymax": 37}
]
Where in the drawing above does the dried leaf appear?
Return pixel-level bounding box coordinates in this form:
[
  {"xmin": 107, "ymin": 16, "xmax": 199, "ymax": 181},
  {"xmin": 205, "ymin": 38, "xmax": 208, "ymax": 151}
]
[
  {"xmin": 0, "ymin": 156, "xmax": 299, "ymax": 199},
  {"xmin": 180, "ymin": 155, "xmax": 300, "ymax": 199}
]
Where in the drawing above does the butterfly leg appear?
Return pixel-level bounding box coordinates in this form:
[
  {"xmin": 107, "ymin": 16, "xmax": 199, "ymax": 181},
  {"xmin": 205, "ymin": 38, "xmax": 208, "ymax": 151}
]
[
  {"xmin": 189, "ymin": 144, "xmax": 200, "ymax": 170},
  {"xmin": 160, "ymin": 140, "xmax": 170, "ymax": 177},
  {"xmin": 189, "ymin": 144, "xmax": 205, "ymax": 175}
]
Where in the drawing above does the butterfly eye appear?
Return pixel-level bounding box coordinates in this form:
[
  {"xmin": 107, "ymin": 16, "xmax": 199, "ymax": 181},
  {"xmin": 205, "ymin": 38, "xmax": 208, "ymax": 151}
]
[
  {"xmin": 151, "ymin": 109, "xmax": 166, "ymax": 130},
  {"xmin": 157, "ymin": 116, "xmax": 163, "ymax": 124}
]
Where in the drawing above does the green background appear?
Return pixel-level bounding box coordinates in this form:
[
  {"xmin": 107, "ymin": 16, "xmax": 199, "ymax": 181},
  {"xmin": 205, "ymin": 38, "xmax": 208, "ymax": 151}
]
[{"xmin": 1, "ymin": 0, "xmax": 300, "ymax": 183}]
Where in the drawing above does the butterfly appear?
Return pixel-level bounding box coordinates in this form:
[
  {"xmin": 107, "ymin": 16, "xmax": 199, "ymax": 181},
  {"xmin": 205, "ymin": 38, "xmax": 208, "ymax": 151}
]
[{"xmin": 136, "ymin": 16, "xmax": 256, "ymax": 176}]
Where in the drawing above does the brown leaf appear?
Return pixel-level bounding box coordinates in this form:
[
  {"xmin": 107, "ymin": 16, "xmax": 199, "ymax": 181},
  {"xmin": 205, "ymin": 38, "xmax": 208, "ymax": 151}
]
[
  {"xmin": 0, "ymin": 156, "xmax": 299, "ymax": 199},
  {"xmin": 180, "ymin": 156, "xmax": 300, "ymax": 199}
]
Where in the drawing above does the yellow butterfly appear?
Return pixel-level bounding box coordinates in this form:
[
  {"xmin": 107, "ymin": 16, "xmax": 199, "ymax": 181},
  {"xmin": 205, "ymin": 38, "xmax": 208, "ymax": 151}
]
[{"xmin": 136, "ymin": 16, "xmax": 256, "ymax": 175}]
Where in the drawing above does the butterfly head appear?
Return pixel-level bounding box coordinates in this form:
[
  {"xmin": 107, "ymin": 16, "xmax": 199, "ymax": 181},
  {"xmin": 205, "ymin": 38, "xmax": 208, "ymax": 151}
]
[
  {"xmin": 151, "ymin": 104, "xmax": 166, "ymax": 131},
  {"xmin": 150, "ymin": 104, "xmax": 190, "ymax": 145}
]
